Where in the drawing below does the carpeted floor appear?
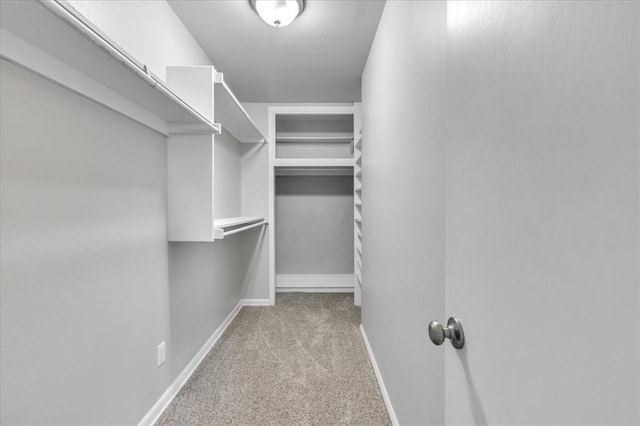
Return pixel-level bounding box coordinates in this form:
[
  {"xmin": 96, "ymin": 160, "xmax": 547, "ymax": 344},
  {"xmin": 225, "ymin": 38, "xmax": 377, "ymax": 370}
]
[{"xmin": 156, "ymin": 293, "xmax": 391, "ymax": 425}]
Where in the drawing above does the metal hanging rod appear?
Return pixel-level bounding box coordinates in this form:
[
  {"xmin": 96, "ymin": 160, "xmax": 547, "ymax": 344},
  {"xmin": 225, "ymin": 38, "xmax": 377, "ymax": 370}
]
[
  {"xmin": 38, "ymin": 0, "xmax": 221, "ymax": 134},
  {"xmin": 221, "ymin": 220, "xmax": 268, "ymax": 238}
]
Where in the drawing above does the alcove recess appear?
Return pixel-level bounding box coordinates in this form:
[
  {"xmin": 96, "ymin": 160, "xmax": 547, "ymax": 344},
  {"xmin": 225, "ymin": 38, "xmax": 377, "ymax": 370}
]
[
  {"xmin": 167, "ymin": 66, "xmax": 267, "ymax": 242},
  {"xmin": 269, "ymin": 105, "xmax": 362, "ymax": 305}
]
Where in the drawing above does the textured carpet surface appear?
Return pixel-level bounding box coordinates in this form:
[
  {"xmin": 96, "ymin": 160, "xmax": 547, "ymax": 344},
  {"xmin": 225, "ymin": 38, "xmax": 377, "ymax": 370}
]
[{"xmin": 156, "ymin": 293, "xmax": 390, "ymax": 425}]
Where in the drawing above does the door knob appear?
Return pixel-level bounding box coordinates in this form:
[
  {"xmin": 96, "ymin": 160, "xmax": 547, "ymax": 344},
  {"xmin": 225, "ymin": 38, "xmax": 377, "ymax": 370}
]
[{"xmin": 428, "ymin": 317, "xmax": 465, "ymax": 349}]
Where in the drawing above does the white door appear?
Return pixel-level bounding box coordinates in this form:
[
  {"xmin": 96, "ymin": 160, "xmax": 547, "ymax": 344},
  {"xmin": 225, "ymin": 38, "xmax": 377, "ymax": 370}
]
[{"xmin": 443, "ymin": 1, "xmax": 639, "ymax": 424}]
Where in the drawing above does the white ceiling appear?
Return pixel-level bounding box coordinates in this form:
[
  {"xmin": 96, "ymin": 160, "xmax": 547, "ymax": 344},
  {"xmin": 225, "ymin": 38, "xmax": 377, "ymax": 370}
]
[{"xmin": 168, "ymin": 0, "xmax": 386, "ymax": 103}]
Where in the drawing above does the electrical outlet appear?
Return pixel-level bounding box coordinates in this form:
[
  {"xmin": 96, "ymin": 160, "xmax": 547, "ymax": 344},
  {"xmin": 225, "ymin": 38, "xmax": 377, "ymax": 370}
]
[{"xmin": 157, "ymin": 341, "xmax": 166, "ymax": 367}]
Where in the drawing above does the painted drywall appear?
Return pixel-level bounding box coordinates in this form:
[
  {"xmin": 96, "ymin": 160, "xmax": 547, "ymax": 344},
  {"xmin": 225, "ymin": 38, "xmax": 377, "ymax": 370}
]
[
  {"xmin": 67, "ymin": 0, "xmax": 212, "ymax": 82},
  {"xmin": 0, "ymin": 1, "xmax": 261, "ymax": 424},
  {"xmin": 444, "ymin": 1, "xmax": 639, "ymax": 424},
  {"xmin": 167, "ymin": 240, "xmax": 243, "ymax": 375},
  {"xmin": 0, "ymin": 59, "xmax": 171, "ymax": 424},
  {"xmin": 214, "ymin": 129, "xmax": 241, "ymax": 220},
  {"xmin": 275, "ymin": 176, "xmax": 354, "ymax": 274},
  {"xmin": 362, "ymin": 0, "xmax": 639, "ymax": 424},
  {"xmin": 360, "ymin": 1, "xmax": 447, "ymax": 424}
]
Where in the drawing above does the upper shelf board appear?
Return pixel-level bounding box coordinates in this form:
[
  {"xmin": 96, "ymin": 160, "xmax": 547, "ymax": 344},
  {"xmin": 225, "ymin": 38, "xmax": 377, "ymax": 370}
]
[
  {"xmin": 214, "ymin": 74, "xmax": 266, "ymax": 143},
  {"xmin": 214, "ymin": 216, "xmax": 265, "ymax": 229},
  {"xmin": 0, "ymin": 0, "xmax": 220, "ymax": 136},
  {"xmin": 274, "ymin": 158, "xmax": 354, "ymax": 168},
  {"xmin": 213, "ymin": 216, "xmax": 267, "ymax": 240},
  {"xmin": 276, "ymin": 133, "xmax": 353, "ymax": 144},
  {"xmin": 275, "ymin": 166, "xmax": 353, "ymax": 177}
]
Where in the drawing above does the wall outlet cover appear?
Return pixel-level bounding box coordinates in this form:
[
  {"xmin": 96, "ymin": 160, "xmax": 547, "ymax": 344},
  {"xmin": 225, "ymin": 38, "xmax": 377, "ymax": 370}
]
[{"xmin": 157, "ymin": 341, "xmax": 166, "ymax": 367}]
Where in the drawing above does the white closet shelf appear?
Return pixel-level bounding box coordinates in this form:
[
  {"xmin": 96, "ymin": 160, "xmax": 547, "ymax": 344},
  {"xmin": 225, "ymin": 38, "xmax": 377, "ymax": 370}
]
[
  {"xmin": 276, "ymin": 135, "xmax": 353, "ymax": 144},
  {"xmin": 213, "ymin": 217, "xmax": 267, "ymax": 240},
  {"xmin": 276, "ymin": 167, "xmax": 353, "ymax": 177},
  {"xmin": 214, "ymin": 74, "xmax": 266, "ymax": 143},
  {"xmin": 0, "ymin": 1, "xmax": 220, "ymax": 136},
  {"xmin": 274, "ymin": 158, "xmax": 354, "ymax": 168}
]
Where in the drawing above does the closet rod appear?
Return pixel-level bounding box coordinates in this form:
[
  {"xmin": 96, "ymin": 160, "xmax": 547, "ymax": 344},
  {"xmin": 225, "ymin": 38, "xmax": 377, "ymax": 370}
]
[
  {"xmin": 222, "ymin": 220, "xmax": 268, "ymax": 237},
  {"xmin": 39, "ymin": 0, "xmax": 221, "ymax": 134},
  {"xmin": 276, "ymin": 136, "xmax": 354, "ymax": 143}
]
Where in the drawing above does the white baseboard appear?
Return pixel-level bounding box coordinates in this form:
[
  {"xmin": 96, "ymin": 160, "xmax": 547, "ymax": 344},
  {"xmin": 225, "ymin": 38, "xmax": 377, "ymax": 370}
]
[
  {"xmin": 277, "ymin": 287, "xmax": 354, "ymax": 293},
  {"xmin": 276, "ymin": 273, "xmax": 354, "ymax": 289},
  {"xmin": 138, "ymin": 298, "xmax": 263, "ymax": 425},
  {"xmin": 241, "ymin": 298, "xmax": 271, "ymax": 306},
  {"xmin": 359, "ymin": 324, "xmax": 399, "ymax": 426}
]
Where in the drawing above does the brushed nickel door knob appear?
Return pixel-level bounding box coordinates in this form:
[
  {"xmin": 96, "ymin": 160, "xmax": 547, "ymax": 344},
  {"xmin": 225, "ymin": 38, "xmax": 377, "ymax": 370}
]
[{"xmin": 428, "ymin": 317, "xmax": 465, "ymax": 349}]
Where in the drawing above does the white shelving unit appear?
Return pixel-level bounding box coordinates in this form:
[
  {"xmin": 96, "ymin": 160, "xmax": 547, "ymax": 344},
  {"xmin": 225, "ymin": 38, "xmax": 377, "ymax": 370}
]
[
  {"xmin": 274, "ymin": 113, "xmax": 354, "ymax": 160},
  {"xmin": 214, "ymin": 75, "xmax": 265, "ymax": 143},
  {"xmin": 268, "ymin": 105, "xmax": 360, "ymax": 305},
  {"xmin": 0, "ymin": 1, "xmax": 268, "ymax": 242},
  {"xmin": 0, "ymin": 2, "xmax": 268, "ymax": 242},
  {"xmin": 0, "ymin": 1, "xmax": 220, "ymax": 137},
  {"xmin": 353, "ymin": 103, "xmax": 363, "ymax": 306},
  {"xmin": 167, "ymin": 66, "xmax": 268, "ymax": 242}
]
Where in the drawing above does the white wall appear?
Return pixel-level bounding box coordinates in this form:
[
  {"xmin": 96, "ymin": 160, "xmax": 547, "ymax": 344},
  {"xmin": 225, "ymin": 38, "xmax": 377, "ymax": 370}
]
[
  {"xmin": 0, "ymin": 1, "xmax": 258, "ymax": 424},
  {"xmin": 444, "ymin": 2, "xmax": 639, "ymax": 424},
  {"xmin": 67, "ymin": 0, "xmax": 212, "ymax": 82},
  {"xmin": 361, "ymin": 2, "xmax": 447, "ymax": 424},
  {"xmin": 362, "ymin": 1, "xmax": 639, "ymax": 425}
]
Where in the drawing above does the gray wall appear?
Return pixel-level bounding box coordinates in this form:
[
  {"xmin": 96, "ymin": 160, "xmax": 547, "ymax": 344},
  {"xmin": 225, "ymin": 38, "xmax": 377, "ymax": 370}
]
[
  {"xmin": 276, "ymin": 144, "xmax": 353, "ymax": 159},
  {"xmin": 0, "ymin": 2, "xmax": 257, "ymax": 422},
  {"xmin": 167, "ymin": 241, "xmax": 243, "ymax": 375},
  {"xmin": 0, "ymin": 59, "xmax": 172, "ymax": 424},
  {"xmin": 361, "ymin": 2, "xmax": 447, "ymax": 425},
  {"xmin": 214, "ymin": 129, "xmax": 241, "ymax": 219},
  {"xmin": 66, "ymin": 0, "xmax": 212, "ymax": 82},
  {"xmin": 0, "ymin": 56, "xmax": 250, "ymax": 426},
  {"xmin": 275, "ymin": 176, "xmax": 354, "ymax": 274}
]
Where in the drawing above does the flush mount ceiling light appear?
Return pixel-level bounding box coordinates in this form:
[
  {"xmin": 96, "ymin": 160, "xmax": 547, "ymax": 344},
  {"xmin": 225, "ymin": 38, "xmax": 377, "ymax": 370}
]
[{"xmin": 250, "ymin": 0, "xmax": 305, "ymax": 28}]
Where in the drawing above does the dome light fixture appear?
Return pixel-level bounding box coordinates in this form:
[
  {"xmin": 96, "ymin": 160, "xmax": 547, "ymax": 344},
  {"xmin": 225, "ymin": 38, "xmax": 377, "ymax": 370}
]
[{"xmin": 250, "ymin": 0, "xmax": 305, "ymax": 28}]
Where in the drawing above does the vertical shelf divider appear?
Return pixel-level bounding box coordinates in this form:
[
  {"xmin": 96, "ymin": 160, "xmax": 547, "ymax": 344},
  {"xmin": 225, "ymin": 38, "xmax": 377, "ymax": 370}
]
[{"xmin": 353, "ymin": 102, "xmax": 363, "ymax": 306}]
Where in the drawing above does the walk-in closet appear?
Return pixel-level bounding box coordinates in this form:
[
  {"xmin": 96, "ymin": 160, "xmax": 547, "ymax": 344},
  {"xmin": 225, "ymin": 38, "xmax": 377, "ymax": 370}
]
[{"xmin": 3, "ymin": 1, "xmax": 638, "ymax": 425}]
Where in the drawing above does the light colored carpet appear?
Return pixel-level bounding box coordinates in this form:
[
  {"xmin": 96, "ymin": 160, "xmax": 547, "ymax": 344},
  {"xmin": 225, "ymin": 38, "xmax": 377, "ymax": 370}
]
[{"xmin": 156, "ymin": 293, "xmax": 391, "ymax": 425}]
